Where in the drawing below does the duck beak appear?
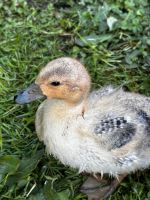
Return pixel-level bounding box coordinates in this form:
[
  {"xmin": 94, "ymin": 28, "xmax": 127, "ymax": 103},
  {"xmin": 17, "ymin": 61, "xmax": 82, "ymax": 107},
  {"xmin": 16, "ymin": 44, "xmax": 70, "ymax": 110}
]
[{"xmin": 14, "ymin": 83, "xmax": 45, "ymax": 104}]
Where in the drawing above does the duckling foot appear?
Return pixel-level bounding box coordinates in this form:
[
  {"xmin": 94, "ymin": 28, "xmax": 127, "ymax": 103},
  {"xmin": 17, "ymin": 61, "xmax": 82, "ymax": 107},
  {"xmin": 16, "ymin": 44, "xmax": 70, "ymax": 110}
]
[{"xmin": 80, "ymin": 174, "xmax": 127, "ymax": 200}]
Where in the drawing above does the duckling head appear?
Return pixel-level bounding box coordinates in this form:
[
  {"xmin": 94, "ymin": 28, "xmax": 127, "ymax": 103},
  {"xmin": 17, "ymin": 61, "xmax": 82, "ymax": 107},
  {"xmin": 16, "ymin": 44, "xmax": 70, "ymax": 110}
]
[{"xmin": 15, "ymin": 57, "xmax": 91, "ymax": 105}]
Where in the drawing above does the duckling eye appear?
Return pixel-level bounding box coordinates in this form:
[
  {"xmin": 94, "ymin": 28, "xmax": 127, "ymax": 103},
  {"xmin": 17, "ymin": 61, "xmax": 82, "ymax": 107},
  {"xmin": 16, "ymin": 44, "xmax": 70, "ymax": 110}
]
[{"xmin": 50, "ymin": 81, "xmax": 61, "ymax": 86}]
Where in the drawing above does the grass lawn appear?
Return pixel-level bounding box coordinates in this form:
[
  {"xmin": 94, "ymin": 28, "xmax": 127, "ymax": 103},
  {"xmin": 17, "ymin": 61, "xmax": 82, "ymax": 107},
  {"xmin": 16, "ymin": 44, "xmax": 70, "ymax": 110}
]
[{"xmin": 0, "ymin": 0, "xmax": 150, "ymax": 199}]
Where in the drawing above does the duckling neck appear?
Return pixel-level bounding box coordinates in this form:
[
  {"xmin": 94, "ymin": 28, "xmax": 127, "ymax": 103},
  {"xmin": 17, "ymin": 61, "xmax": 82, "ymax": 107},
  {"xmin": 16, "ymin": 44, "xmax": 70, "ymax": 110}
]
[{"xmin": 47, "ymin": 99, "xmax": 86, "ymax": 117}]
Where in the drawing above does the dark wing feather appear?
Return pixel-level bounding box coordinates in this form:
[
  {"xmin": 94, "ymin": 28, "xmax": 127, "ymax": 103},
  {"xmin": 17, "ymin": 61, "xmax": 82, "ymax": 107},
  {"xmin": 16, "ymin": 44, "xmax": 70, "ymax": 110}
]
[{"xmin": 94, "ymin": 117, "xmax": 136, "ymax": 150}]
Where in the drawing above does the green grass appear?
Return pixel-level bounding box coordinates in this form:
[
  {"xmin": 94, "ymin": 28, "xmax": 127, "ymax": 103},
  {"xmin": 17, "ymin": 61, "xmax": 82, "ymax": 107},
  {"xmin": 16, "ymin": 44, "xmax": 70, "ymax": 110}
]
[{"xmin": 0, "ymin": 0, "xmax": 150, "ymax": 199}]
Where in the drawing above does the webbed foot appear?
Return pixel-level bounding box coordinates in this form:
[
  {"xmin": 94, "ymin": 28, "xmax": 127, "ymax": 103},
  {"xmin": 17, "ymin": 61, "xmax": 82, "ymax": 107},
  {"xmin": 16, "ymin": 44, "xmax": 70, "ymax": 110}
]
[{"xmin": 80, "ymin": 174, "xmax": 127, "ymax": 200}]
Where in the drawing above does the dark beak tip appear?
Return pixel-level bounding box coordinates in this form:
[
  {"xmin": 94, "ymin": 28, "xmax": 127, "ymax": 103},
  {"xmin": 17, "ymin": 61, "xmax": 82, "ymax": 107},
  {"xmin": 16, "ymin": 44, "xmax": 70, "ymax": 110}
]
[
  {"xmin": 14, "ymin": 95, "xmax": 18, "ymax": 101},
  {"xmin": 14, "ymin": 91, "xmax": 25, "ymax": 103}
]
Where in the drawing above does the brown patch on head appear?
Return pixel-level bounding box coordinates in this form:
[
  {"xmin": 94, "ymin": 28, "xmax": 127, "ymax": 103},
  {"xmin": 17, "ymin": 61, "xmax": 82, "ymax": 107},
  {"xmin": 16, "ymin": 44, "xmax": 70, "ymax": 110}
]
[{"xmin": 40, "ymin": 81, "xmax": 87, "ymax": 104}]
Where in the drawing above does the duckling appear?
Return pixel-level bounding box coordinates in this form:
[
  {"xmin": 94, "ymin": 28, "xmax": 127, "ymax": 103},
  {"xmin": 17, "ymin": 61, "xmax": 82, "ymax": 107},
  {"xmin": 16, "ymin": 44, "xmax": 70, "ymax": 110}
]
[{"xmin": 15, "ymin": 57, "xmax": 150, "ymax": 200}]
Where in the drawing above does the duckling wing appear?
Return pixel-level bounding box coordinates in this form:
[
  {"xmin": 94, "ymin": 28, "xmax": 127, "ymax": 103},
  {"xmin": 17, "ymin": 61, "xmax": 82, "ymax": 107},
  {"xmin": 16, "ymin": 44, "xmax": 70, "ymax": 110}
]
[
  {"xmin": 92, "ymin": 116, "xmax": 136, "ymax": 150},
  {"xmin": 85, "ymin": 87, "xmax": 150, "ymax": 151}
]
